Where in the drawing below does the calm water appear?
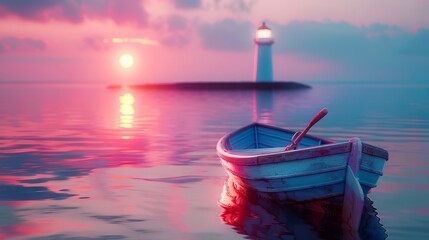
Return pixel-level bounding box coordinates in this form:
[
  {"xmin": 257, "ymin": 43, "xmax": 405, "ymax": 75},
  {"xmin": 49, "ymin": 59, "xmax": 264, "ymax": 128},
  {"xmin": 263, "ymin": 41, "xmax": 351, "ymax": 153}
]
[{"xmin": 0, "ymin": 82, "xmax": 428, "ymax": 239}]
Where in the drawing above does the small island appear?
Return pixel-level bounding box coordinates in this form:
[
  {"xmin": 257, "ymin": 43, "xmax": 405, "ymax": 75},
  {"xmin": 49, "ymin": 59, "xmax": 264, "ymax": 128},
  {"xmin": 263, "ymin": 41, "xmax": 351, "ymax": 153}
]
[{"xmin": 107, "ymin": 81, "xmax": 310, "ymax": 90}]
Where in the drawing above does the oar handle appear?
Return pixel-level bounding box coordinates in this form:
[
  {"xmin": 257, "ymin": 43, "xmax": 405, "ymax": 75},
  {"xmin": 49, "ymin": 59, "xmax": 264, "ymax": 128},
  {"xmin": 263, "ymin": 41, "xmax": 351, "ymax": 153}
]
[
  {"xmin": 308, "ymin": 108, "xmax": 328, "ymax": 129},
  {"xmin": 285, "ymin": 108, "xmax": 328, "ymax": 151}
]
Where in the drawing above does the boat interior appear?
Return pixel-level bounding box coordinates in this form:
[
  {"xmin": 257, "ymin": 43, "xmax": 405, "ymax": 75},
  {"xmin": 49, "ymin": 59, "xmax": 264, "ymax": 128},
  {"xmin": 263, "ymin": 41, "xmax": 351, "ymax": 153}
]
[{"xmin": 228, "ymin": 123, "xmax": 331, "ymax": 151}]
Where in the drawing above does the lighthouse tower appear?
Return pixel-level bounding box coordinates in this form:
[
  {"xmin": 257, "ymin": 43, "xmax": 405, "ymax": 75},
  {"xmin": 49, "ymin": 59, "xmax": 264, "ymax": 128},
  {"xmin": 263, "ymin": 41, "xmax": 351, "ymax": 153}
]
[{"xmin": 254, "ymin": 22, "xmax": 274, "ymax": 82}]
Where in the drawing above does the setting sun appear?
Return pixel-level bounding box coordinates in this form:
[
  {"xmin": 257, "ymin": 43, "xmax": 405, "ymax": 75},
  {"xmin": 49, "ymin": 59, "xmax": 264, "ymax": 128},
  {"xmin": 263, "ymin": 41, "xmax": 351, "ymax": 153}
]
[{"xmin": 119, "ymin": 54, "xmax": 134, "ymax": 69}]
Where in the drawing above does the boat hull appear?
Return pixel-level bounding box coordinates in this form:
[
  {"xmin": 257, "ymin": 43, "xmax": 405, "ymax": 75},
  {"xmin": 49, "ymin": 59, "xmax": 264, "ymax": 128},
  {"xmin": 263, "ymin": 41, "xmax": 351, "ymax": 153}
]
[{"xmin": 217, "ymin": 123, "xmax": 388, "ymax": 202}]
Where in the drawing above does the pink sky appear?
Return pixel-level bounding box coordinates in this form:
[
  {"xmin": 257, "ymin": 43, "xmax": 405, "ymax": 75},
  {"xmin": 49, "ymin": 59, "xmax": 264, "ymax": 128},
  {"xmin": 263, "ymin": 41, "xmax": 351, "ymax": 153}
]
[{"xmin": 0, "ymin": 0, "xmax": 428, "ymax": 84}]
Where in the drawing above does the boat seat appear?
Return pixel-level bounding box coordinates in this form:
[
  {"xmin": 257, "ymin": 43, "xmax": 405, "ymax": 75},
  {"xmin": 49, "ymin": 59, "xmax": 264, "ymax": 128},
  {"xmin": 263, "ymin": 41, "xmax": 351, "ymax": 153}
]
[{"xmin": 229, "ymin": 147, "xmax": 285, "ymax": 155}]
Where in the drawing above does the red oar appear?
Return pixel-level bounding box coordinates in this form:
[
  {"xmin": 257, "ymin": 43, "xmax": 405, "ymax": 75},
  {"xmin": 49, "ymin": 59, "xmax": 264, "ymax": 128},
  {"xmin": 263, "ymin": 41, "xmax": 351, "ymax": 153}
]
[{"xmin": 285, "ymin": 108, "xmax": 328, "ymax": 151}]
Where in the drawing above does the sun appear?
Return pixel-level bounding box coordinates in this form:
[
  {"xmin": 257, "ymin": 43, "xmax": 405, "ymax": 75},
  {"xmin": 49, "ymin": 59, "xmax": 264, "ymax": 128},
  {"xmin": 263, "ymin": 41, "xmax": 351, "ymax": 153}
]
[{"xmin": 119, "ymin": 54, "xmax": 134, "ymax": 69}]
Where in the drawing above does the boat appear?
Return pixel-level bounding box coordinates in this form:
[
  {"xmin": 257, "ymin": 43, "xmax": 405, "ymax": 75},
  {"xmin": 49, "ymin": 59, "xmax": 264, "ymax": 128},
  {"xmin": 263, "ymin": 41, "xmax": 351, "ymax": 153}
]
[
  {"xmin": 216, "ymin": 109, "xmax": 388, "ymax": 229},
  {"xmin": 217, "ymin": 121, "xmax": 388, "ymax": 200}
]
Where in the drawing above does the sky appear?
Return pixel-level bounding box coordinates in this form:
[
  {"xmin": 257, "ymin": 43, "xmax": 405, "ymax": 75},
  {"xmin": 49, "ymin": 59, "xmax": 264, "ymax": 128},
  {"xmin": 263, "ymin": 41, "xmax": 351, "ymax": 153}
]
[{"xmin": 0, "ymin": 0, "xmax": 428, "ymax": 84}]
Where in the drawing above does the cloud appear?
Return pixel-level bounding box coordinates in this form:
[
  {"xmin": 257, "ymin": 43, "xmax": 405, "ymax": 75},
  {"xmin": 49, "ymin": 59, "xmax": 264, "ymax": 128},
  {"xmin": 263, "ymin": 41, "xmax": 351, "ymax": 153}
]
[
  {"xmin": 149, "ymin": 14, "xmax": 191, "ymax": 47},
  {"xmin": 273, "ymin": 22, "xmax": 391, "ymax": 60},
  {"xmin": 270, "ymin": 21, "xmax": 429, "ymax": 81},
  {"xmin": 111, "ymin": 37, "xmax": 159, "ymax": 45},
  {"xmin": 83, "ymin": 37, "xmax": 107, "ymax": 51},
  {"xmin": 80, "ymin": 13, "xmax": 191, "ymax": 49},
  {"xmin": 270, "ymin": 21, "xmax": 429, "ymax": 60},
  {"xmin": 172, "ymin": 0, "xmax": 201, "ymax": 9},
  {"xmin": 161, "ymin": 15, "xmax": 191, "ymax": 47},
  {"xmin": 83, "ymin": 14, "xmax": 191, "ymax": 49},
  {"xmin": 0, "ymin": 37, "xmax": 46, "ymax": 53},
  {"xmin": 197, "ymin": 18, "xmax": 253, "ymax": 51},
  {"xmin": 397, "ymin": 29, "xmax": 429, "ymax": 56},
  {"xmin": 160, "ymin": 34, "xmax": 190, "ymax": 47},
  {"xmin": 166, "ymin": 15, "xmax": 188, "ymax": 31},
  {"xmin": 83, "ymin": 36, "xmax": 159, "ymax": 51},
  {"xmin": 224, "ymin": 0, "xmax": 256, "ymax": 13},
  {"xmin": 0, "ymin": 0, "xmax": 148, "ymax": 26}
]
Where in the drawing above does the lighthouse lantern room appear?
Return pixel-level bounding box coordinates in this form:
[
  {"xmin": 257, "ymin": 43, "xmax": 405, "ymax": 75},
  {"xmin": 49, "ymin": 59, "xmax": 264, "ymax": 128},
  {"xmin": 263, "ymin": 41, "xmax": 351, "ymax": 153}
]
[{"xmin": 254, "ymin": 22, "xmax": 274, "ymax": 82}]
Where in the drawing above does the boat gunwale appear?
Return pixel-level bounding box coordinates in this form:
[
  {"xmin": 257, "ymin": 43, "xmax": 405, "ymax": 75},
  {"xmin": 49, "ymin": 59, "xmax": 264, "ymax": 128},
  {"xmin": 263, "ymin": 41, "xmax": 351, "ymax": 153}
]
[
  {"xmin": 362, "ymin": 143, "xmax": 389, "ymax": 160},
  {"xmin": 217, "ymin": 123, "xmax": 389, "ymax": 166},
  {"xmin": 218, "ymin": 141, "xmax": 351, "ymax": 166}
]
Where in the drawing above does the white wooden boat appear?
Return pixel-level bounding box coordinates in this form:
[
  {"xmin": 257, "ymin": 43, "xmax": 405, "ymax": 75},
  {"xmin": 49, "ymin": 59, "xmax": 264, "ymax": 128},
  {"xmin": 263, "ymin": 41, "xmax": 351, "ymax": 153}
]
[{"xmin": 216, "ymin": 122, "xmax": 388, "ymax": 203}]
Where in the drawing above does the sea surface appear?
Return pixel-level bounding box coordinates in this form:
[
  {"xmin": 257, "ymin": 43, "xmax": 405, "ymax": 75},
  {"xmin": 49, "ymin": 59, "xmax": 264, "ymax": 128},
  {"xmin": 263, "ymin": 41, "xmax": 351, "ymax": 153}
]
[{"xmin": 0, "ymin": 82, "xmax": 428, "ymax": 240}]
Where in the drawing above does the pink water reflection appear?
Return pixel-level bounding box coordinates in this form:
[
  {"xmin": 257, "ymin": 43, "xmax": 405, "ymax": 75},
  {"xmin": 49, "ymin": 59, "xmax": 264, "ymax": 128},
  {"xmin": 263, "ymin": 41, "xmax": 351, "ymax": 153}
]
[{"xmin": 0, "ymin": 83, "xmax": 428, "ymax": 239}]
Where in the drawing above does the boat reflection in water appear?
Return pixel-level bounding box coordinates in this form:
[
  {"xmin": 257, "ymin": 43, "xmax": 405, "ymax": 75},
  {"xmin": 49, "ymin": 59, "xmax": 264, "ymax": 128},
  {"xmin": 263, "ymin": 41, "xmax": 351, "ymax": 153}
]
[{"xmin": 218, "ymin": 177, "xmax": 387, "ymax": 240}]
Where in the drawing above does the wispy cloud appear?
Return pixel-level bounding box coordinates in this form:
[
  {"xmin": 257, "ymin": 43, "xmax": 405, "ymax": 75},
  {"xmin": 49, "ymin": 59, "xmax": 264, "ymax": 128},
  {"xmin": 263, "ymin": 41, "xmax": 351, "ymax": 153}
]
[
  {"xmin": 159, "ymin": 15, "xmax": 191, "ymax": 47},
  {"xmin": 197, "ymin": 18, "xmax": 253, "ymax": 51},
  {"xmin": 110, "ymin": 37, "xmax": 159, "ymax": 45},
  {"xmin": 271, "ymin": 21, "xmax": 429, "ymax": 81},
  {"xmin": 224, "ymin": 0, "xmax": 256, "ymax": 13},
  {"xmin": 172, "ymin": 0, "xmax": 201, "ymax": 9},
  {"xmin": 0, "ymin": 0, "xmax": 148, "ymax": 26},
  {"xmin": 83, "ymin": 36, "xmax": 159, "ymax": 50},
  {"xmin": 272, "ymin": 21, "xmax": 429, "ymax": 75},
  {"xmin": 0, "ymin": 37, "xmax": 46, "ymax": 53}
]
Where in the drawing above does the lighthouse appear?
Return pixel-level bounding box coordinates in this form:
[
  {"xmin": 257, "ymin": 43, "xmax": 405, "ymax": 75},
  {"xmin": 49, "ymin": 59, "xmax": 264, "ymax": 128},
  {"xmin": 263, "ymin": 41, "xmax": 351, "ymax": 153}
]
[{"xmin": 254, "ymin": 22, "xmax": 274, "ymax": 82}]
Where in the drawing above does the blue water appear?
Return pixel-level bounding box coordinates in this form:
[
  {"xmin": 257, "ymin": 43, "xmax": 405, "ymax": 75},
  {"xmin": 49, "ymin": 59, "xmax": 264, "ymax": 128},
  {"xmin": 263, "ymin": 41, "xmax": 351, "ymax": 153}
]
[{"xmin": 0, "ymin": 82, "xmax": 428, "ymax": 239}]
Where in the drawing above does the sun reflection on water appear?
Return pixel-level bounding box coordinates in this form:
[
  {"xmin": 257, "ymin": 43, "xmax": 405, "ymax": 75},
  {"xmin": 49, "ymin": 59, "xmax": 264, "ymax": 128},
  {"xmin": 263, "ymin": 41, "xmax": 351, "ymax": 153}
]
[{"xmin": 119, "ymin": 93, "xmax": 135, "ymax": 129}]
